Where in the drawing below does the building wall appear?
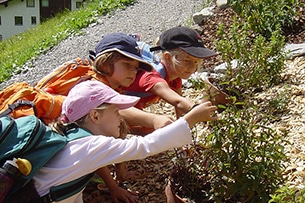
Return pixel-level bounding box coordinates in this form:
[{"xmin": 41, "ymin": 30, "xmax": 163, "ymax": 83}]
[
  {"xmin": 0, "ymin": 0, "xmax": 40, "ymax": 41},
  {"xmin": 71, "ymin": 0, "xmax": 84, "ymax": 11},
  {"xmin": 0, "ymin": 0, "xmax": 83, "ymax": 41}
]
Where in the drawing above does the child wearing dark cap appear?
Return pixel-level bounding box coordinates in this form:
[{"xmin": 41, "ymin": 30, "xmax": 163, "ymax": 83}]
[{"xmin": 123, "ymin": 26, "xmax": 217, "ymax": 125}]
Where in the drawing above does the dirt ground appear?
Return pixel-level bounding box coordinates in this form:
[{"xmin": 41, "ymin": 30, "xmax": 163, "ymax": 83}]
[{"xmin": 83, "ymin": 3, "xmax": 305, "ymax": 203}]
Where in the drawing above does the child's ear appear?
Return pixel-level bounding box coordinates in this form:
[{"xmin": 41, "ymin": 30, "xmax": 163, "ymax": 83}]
[
  {"xmin": 97, "ymin": 63, "xmax": 111, "ymax": 76},
  {"xmin": 89, "ymin": 110, "xmax": 99, "ymax": 123},
  {"xmin": 164, "ymin": 52, "xmax": 172, "ymax": 62},
  {"xmin": 104, "ymin": 64, "xmax": 112, "ymax": 75}
]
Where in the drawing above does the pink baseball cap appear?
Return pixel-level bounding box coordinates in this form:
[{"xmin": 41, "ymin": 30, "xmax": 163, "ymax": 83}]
[{"xmin": 62, "ymin": 80, "xmax": 140, "ymax": 122}]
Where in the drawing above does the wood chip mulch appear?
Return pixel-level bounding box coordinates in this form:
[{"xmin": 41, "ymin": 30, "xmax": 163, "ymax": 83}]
[{"xmin": 83, "ymin": 2, "xmax": 305, "ymax": 202}]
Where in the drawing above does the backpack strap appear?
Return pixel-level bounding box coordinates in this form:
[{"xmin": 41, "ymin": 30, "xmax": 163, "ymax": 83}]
[
  {"xmin": 40, "ymin": 173, "xmax": 94, "ymax": 202},
  {"xmin": 0, "ymin": 100, "xmax": 37, "ymax": 118},
  {"xmin": 40, "ymin": 127, "xmax": 94, "ymax": 202}
]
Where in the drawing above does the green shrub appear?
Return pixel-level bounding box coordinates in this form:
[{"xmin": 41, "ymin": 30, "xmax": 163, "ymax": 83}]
[
  {"xmin": 228, "ymin": 0, "xmax": 298, "ymax": 38},
  {"xmin": 204, "ymin": 104, "xmax": 288, "ymax": 202},
  {"xmin": 215, "ymin": 20, "xmax": 286, "ymax": 99},
  {"xmin": 170, "ymin": 102, "xmax": 288, "ymax": 202},
  {"xmin": 269, "ymin": 185, "xmax": 305, "ymax": 203}
]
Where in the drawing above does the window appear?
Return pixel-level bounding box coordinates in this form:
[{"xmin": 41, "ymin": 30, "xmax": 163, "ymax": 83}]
[
  {"xmin": 41, "ymin": 0, "xmax": 49, "ymax": 7},
  {"xmin": 26, "ymin": 0, "xmax": 35, "ymax": 7},
  {"xmin": 0, "ymin": 35, "xmax": 2, "ymax": 42},
  {"xmin": 31, "ymin": 16, "xmax": 36, "ymax": 25},
  {"xmin": 76, "ymin": 2, "xmax": 82, "ymax": 8},
  {"xmin": 0, "ymin": 16, "xmax": 1, "ymax": 25},
  {"xmin": 15, "ymin": 16, "xmax": 23, "ymax": 26}
]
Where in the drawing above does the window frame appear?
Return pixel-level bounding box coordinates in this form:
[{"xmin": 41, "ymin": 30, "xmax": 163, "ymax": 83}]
[
  {"xmin": 31, "ymin": 16, "xmax": 37, "ymax": 25},
  {"xmin": 14, "ymin": 16, "xmax": 23, "ymax": 26},
  {"xmin": 26, "ymin": 0, "xmax": 35, "ymax": 7}
]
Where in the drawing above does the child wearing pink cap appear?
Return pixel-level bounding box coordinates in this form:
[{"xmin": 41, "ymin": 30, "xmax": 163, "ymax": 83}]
[
  {"xmin": 33, "ymin": 33, "xmax": 175, "ymax": 202},
  {"xmin": 28, "ymin": 80, "xmax": 217, "ymax": 203}
]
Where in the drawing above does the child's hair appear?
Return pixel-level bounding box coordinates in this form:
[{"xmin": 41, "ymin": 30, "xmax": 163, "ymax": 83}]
[
  {"xmin": 154, "ymin": 35, "xmax": 192, "ymax": 61},
  {"xmin": 150, "ymin": 26, "xmax": 216, "ymax": 59},
  {"xmin": 92, "ymin": 51, "xmax": 132, "ymax": 76},
  {"xmin": 90, "ymin": 32, "xmax": 153, "ymax": 76},
  {"xmin": 49, "ymin": 103, "xmax": 129, "ymax": 138},
  {"xmin": 156, "ymin": 44, "xmax": 203, "ymax": 71}
]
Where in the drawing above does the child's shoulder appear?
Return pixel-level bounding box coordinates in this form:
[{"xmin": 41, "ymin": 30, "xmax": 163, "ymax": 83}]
[{"xmin": 137, "ymin": 41, "xmax": 160, "ymax": 64}]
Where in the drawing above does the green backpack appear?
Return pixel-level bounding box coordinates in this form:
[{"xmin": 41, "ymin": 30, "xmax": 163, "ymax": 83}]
[{"xmin": 0, "ymin": 115, "xmax": 93, "ymax": 203}]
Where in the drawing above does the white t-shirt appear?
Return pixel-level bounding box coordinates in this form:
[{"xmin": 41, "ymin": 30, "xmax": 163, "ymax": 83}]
[{"xmin": 33, "ymin": 118, "xmax": 192, "ymax": 203}]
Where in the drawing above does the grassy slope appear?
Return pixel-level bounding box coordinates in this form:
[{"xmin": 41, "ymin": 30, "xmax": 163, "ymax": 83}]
[{"xmin": 0, "ymin": 0, "xmax": 135, "ymax": 83}]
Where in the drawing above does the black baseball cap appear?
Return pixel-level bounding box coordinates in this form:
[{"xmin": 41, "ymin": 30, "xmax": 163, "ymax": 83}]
[
  {"xmin": 150, "ymin": 26, "xmax": 217, "ymax": 58},
  {"xmin": 93, "ymin": 33, "xmax": 153, "ymax": 71}
]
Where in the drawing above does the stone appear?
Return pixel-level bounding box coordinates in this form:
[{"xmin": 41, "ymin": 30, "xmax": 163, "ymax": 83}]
[
  {"xmin": 216, "ymin": 0, "xmax": 229, "ymax": 9},
  {"xmin": 192, "ymin": 7, "xmax": 214, "ymax": 25},
  {"xmin": 284, "ymin": 43, "xmax": 305, "ymax": 59}
]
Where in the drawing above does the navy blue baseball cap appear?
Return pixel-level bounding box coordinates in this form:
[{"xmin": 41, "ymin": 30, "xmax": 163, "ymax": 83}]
[
  {"xmin": 150, "ymin": 26, "xmax": 217, "ymax": 58},
  {"xmin": 93, "ymin": 33, "xmax": 153, "ymax": 71}
]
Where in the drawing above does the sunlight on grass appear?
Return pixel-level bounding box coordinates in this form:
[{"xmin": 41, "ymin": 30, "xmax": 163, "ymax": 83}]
[{"xmin": 0, "ymin": 0, "xmax": 135, "ymax": 83}]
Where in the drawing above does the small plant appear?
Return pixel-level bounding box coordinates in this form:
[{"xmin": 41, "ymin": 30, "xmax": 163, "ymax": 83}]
[
  {"xmin": 214, "ymin": 19, "xmax": 286, "ymax": 100},
  {"xmin": 269, "ymin": 185, "xmax": 305, "ymax": 203},
  {"xmin": 204, "ymin": 103, "xmax": 288, "ymax": 202},
  {"xmin": 228, "ymin": 0, "xmax": 298, "ymax": 39},
  {"xmin": 169, "ymin": 102, "xmax": 288, "ymax": 202},
  {"xmin": 265, "ymin": 87, "xmax": 290, "ymax": 116}
]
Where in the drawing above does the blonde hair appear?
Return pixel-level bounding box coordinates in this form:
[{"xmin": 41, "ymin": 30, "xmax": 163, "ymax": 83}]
[
  {"xmin": 158, "ymin": 48, "xmax": 202, "ymax": 71},
  {"xmin": 49, "ymin": 103, "xmax": 129, "ymax": 138},
  {"xmin": 158, "ymin": 48, "xmax": 184, "ymax": 63},
  {"xmin": 92, "ymin": 51, "xmax": 131, "ymax": 76}
]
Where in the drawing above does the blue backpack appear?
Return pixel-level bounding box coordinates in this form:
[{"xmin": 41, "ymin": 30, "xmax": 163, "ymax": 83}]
[{"xmin": 0, "ymin": 115, "xmax": 93, "ymax": 203}]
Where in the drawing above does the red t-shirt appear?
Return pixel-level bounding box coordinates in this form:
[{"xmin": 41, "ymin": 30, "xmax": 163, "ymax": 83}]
[{"xmin": 123, "ymin": 65, "xmax": 182, "ymax": 109}]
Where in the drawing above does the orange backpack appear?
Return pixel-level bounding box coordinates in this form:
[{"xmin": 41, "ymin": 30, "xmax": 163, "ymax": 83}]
[
  {"xmin": 0, "ymin": 82, "xmax": 65, "ymax": 124},
  {"xmin": 35, "ymin": 57, "xmax": 98, "ymax": 95},
  {"xmin": 0, "ymin": 57, "xmax": 105, "ymax": 124}
]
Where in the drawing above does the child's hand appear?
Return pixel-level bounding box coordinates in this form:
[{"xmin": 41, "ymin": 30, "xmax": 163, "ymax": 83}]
[
  {"xmin": 109, "ymin": 186, "xmax": 139, "ymax": 203},
  {"xmin": 184, "ymin": 101, "xmax": 218, "ymax": 128},
  {"xmin": 115, "ymin": 162, "xmax": 139, "ymax": 182},
  {"xmin": 152, "ymin": 114, "xmax": 174, "ymax": 129}
]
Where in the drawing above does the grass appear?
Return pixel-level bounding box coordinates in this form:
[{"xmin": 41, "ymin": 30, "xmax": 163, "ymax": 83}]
[{"xmin": 0, "ymin": 0, "xmax": 135, "ymax": 83}]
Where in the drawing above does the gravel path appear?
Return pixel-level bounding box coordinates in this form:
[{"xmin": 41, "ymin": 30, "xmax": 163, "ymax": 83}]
[{"xmin": 0, "ymin": 0, "xmax": 204, "ymax": 90}]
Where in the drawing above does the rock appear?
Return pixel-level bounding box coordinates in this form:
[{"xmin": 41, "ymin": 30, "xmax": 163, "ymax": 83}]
[
  {"xmin": 216, "ymin": 0, "xmax": 229, "ymax": 9},
  {"xmin": 192, "ymin": 6, "xmax": 214, "ymax": 25},
  {"xmin": 284, "ymin": 43, "xmax": 305, "ymax": 59}
]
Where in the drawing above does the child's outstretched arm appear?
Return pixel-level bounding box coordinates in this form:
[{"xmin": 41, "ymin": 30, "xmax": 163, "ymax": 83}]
[
  {"xmin": 150, "ymin": 81, "xmax": 196, "ymax": 117},
  {"xmin": 183, "ymin": 101, "xmax": 218, "ymax": 128},
  {"xmin": 120, "ymin": 107, "xmax": 174, "ymax": 129}
]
